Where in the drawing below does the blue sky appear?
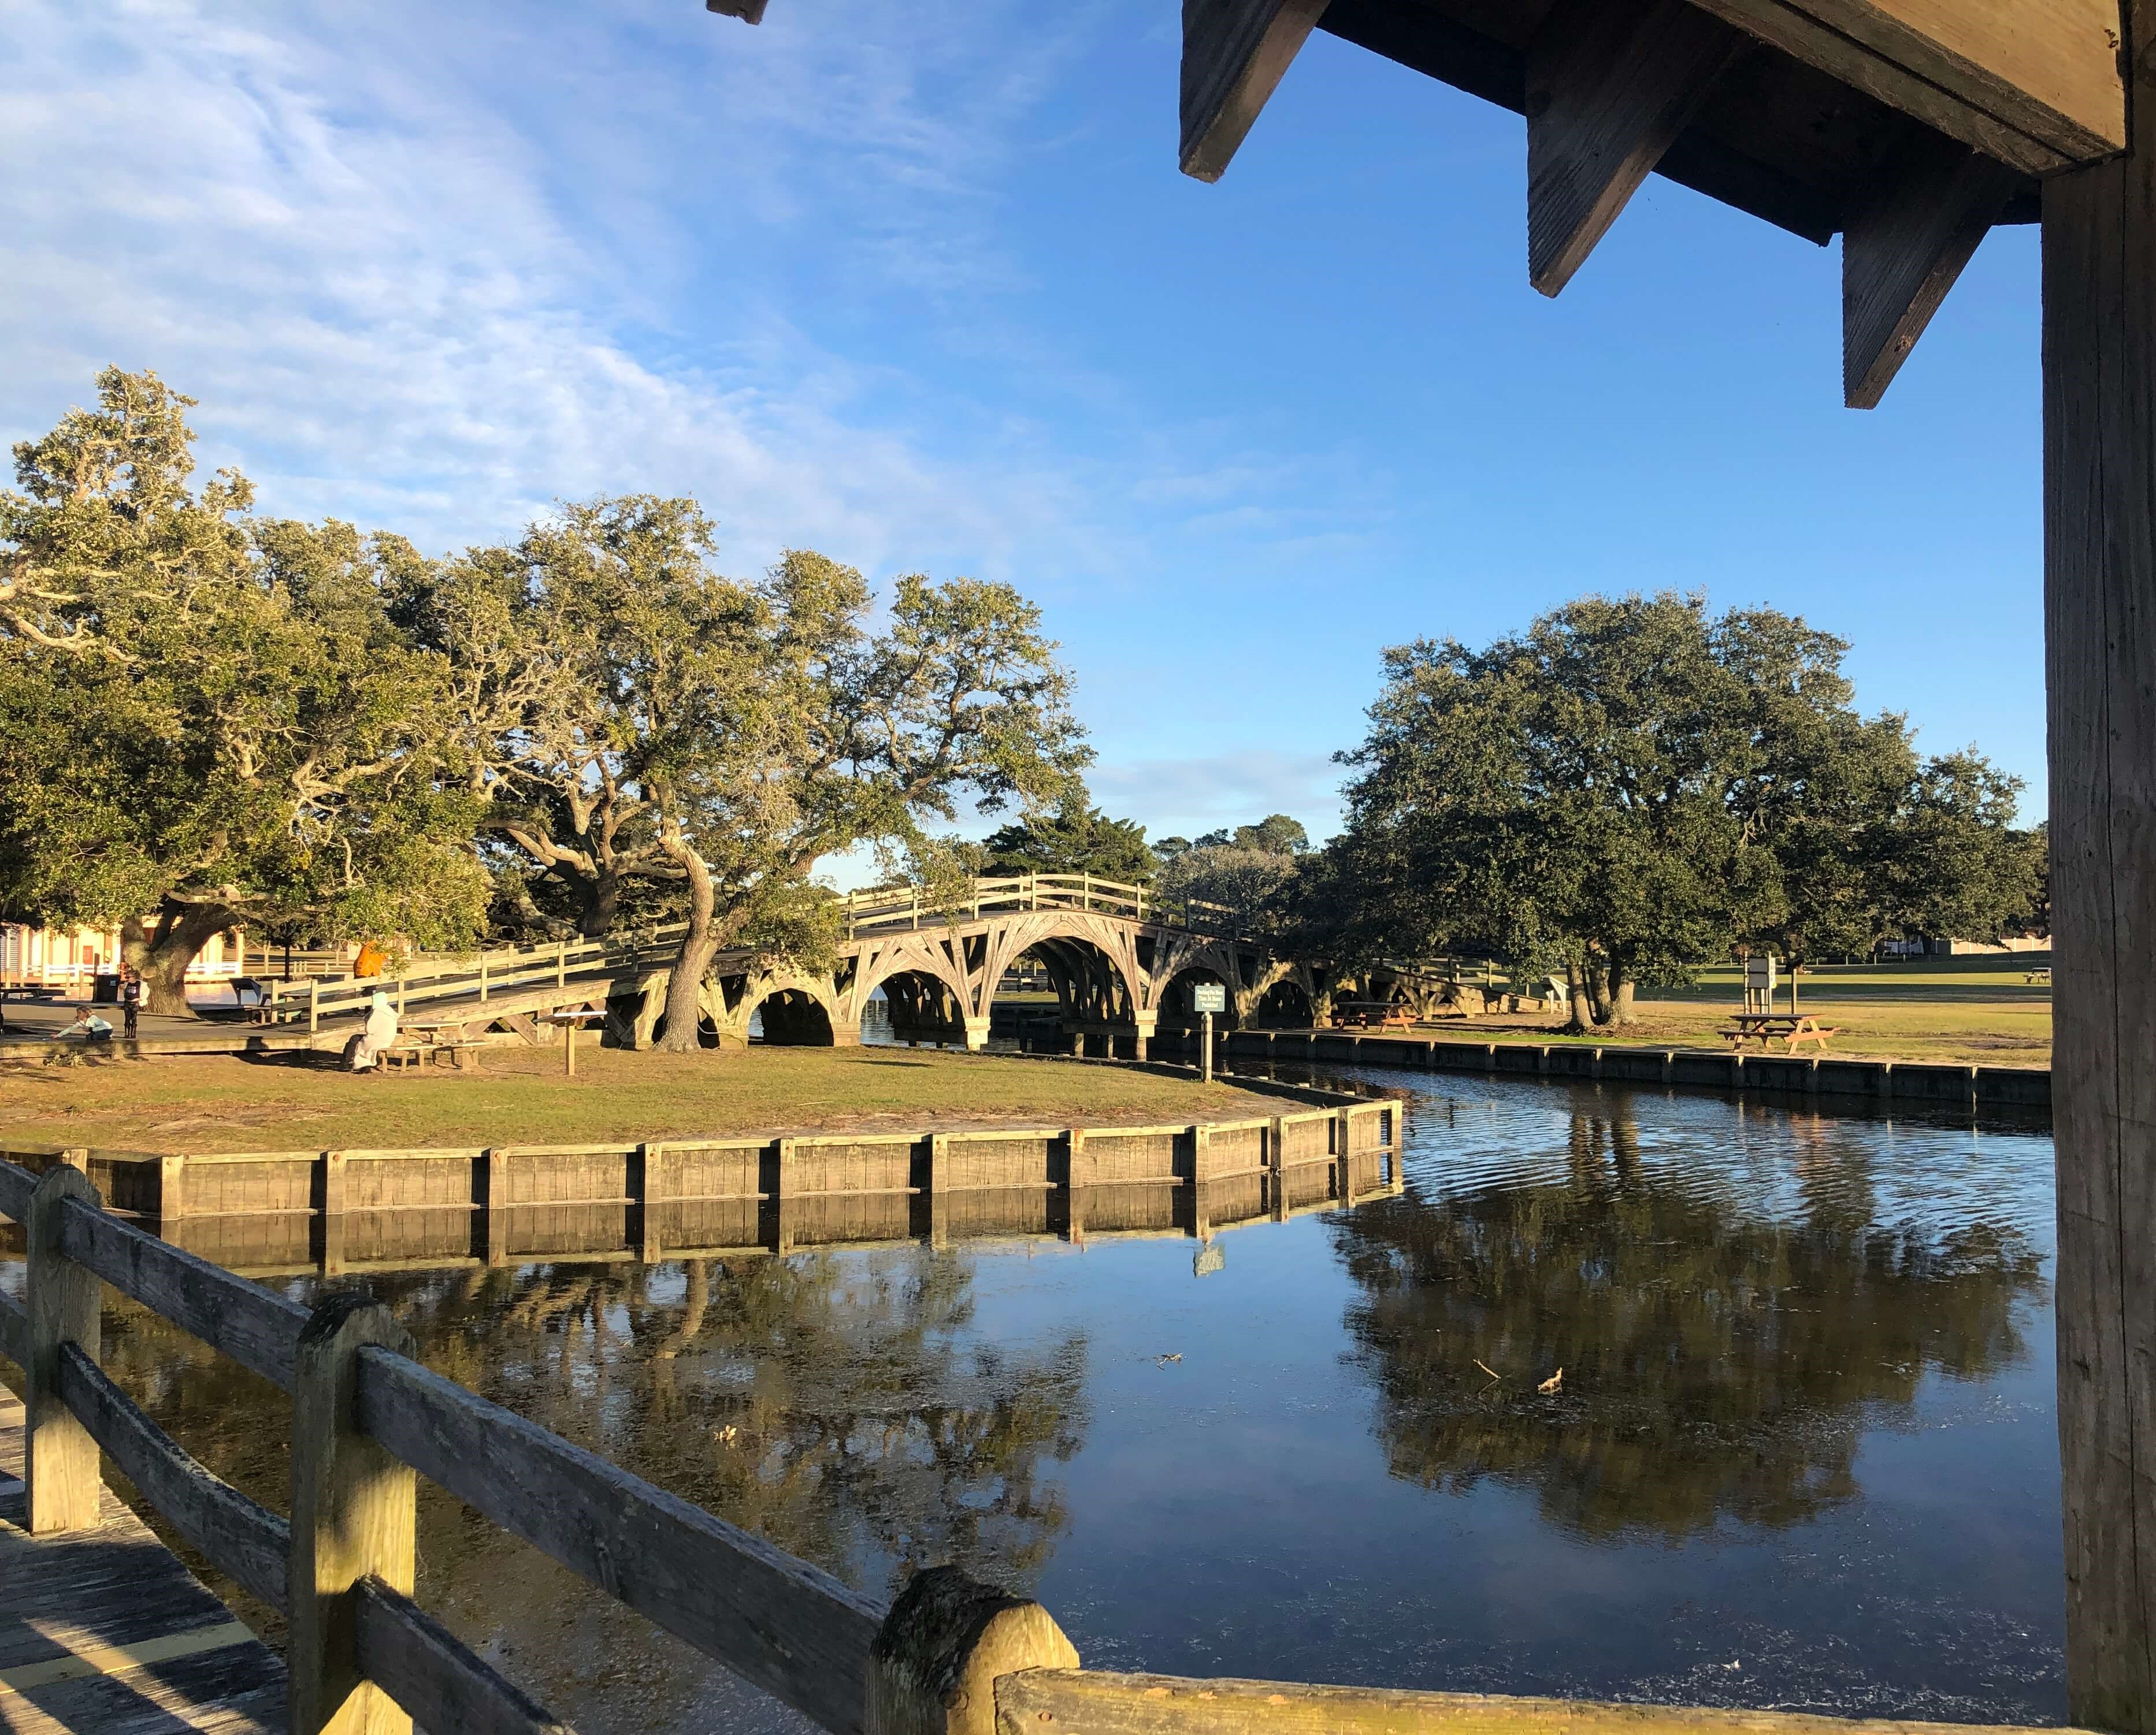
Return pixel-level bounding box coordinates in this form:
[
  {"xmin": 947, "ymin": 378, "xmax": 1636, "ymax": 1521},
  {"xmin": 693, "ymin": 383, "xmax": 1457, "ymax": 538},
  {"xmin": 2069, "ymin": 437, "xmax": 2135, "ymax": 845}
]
[{"xmin": 2, "ymin": 0, "xmax": 2046, "ymax": 856}]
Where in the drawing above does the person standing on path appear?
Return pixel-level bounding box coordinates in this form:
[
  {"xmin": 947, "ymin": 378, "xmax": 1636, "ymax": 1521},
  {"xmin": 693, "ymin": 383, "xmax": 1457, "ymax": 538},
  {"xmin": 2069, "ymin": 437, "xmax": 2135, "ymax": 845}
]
[{"xmin": 120, "ymin": 965, "xmax": 140, "ymax": 1040}]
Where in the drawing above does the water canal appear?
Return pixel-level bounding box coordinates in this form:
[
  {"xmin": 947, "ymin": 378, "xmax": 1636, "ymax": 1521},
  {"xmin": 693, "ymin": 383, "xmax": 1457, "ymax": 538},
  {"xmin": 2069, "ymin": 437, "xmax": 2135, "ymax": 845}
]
[{"xmin": 48, "ymin": 1065, "xmax": 2064, "ymax": 1732}]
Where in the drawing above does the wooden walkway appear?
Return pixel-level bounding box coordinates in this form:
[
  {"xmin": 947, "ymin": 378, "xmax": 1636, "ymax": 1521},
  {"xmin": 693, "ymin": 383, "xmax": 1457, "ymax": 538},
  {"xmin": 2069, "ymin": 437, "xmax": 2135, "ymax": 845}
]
[{"xmin": 0, "ymin": 1383, "xmax": 284, "ymax": 1734}]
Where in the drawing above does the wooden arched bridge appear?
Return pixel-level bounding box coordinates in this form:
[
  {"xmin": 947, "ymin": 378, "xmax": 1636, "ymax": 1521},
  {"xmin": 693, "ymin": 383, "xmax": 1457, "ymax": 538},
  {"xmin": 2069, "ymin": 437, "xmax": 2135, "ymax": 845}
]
[{"xmin": 259, "ymin": 873, "xmax": 1470, "ymax": 1058}]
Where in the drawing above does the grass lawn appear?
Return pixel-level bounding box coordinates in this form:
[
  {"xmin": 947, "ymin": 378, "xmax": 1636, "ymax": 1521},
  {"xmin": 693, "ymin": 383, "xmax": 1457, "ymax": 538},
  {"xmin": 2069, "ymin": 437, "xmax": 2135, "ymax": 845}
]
[
  {"xmin": 0, "ymin": 1045, "xmax": 1296, "ymax": 1156},
  {"xmin": 1438, "ymin": 955, "xmax": 2053, "ymax": 1069}
]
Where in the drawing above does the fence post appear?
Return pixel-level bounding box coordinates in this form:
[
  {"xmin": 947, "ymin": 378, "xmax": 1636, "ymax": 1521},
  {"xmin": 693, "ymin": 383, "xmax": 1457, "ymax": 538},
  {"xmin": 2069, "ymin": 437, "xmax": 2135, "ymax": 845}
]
[
  {"xmin": 867, "ymin": 1564, "xmax": 1079, "ymax": 1735},
  {"xmin": 1269, "ymin": 1115, "xmax": 1289, "ymax": 1222},
  {"xmin": 309, "ymin": 978, "xmax": 320, "ymax": 1035},
  {"xmin": 290, "ymin": 1291, "xmax": 418, "ymax": 1735},
  {"xmin": 27, "ymin": 1163, "xmax": 101, "ymax": 1534},
  {"xmin": 318, "ymin": 1151, "xmax": 348, "ymax": 1277},
  {"xmin": 484, "ymin": 1148, "xmax": 511, "ymax": 1268},
  {"xmin": 479, "ymin": 954, "xmax": 489, "ymax": 1004},
  {"xmin": 557, "ymin": 940, "xmax": 567, "ymax": 988}
]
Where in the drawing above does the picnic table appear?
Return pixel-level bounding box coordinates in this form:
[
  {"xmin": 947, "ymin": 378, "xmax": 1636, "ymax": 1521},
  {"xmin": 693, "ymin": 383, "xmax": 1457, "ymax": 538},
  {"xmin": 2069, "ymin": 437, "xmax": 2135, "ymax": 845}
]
[
  {"xmin": 2025, "ymin": 966, "xmax": 2053, "ymax": 984},
  {"xmin": 394, "ymin": 1022, "xmax": 488, "ymax": 1070},
  {"xmin": 1330, "ymin": 1001, "xmax": 1417, "ymax": 1030},
  {"xmin": 1719, "ymin": 1012, "xmax": 1838, "ymax": 1054}
]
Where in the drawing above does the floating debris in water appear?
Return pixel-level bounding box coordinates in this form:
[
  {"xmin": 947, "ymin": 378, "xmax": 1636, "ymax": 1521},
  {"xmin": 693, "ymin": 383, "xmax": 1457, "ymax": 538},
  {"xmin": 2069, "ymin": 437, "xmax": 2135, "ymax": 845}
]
[{"xmin": 1538, "ymin": 1368, "xmax": 1564, "ymax": 1394}]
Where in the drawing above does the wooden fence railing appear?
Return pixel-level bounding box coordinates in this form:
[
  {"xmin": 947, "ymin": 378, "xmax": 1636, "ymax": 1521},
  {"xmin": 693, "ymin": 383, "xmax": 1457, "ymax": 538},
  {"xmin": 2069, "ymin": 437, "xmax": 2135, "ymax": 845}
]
[
  {"xmin": 0, "ymin": 1156, "xmax": 2073, "ymax": 1735},
  {"xmin": 838, "ymin": 873, "xmax": 1240, "ymax": 939}
]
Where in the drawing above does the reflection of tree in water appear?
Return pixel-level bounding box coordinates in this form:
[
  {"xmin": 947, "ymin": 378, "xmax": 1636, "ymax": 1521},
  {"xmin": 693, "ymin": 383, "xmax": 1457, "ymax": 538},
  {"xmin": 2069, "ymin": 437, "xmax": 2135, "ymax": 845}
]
[
  {"xmin": 94, "ymin": 1248, "xmax": 1088, "ymax": 1685},
  {"xmin": 1335, "ymin": 1096, "xmax": 2044, "ymax": 1540}
]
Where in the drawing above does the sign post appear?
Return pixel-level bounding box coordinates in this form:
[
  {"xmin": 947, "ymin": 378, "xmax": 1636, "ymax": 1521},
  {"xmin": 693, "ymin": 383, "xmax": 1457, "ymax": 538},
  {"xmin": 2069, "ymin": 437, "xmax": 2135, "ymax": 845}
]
[{"xmin": 1191, "ymin": 983, "xmax": 1226, "ymax": 1084}]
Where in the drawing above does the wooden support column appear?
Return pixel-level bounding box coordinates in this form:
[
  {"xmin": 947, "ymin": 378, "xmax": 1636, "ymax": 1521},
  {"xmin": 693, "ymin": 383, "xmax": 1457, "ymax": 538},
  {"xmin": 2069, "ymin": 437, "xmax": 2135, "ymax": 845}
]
[
  {"xmin": 1179, "ymin": 0, "xmax": 1330, "ymax": 182},
  {"xmin": 1844, "ymin": 135, "xmax": 2020, "ymax": 407},
  {"xmin": 1064, "ymin": 1129, "xmax": 1089, "ymax": 1242},
  {"xmin": 290, "ymin": 1292, "xmax": 418, "ymax": 1735},
  {"xmin": 1334, "ymin": 1107, "xmax": 1356, "ymax": 1207},
  {"xmin": 27, "ymin": 1164, "xmax": 101, "ymax": 1534},
  {"xmin": 866, "ymin": 1563, "xmax": 1078, "ymax": 1735},
  {"xmin": 2044, "ymin": 16, "xmax": 2156, "ymax": 1718},
  {"xmin": 1526, "ymin": 0, "xmax": 1748, "ymax": 296},
  {"xmin": 1268, "ymin": 1114, "xmax": 1289, "ymax": 1221}
]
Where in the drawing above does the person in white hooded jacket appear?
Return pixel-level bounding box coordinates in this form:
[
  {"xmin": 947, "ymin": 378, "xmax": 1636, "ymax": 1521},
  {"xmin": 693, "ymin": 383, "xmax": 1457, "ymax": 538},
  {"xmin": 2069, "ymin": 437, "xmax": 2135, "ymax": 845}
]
[{"xmin": 348, "ymin": 989, "xmax": 401, "ymax": 1073}]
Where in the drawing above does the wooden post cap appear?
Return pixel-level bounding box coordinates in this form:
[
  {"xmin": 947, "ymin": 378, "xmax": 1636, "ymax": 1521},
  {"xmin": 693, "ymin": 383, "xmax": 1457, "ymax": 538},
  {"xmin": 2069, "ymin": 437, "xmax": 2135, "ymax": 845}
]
[{"xmin": 868, "ymin": 1565, "xmax": 1079, "ymax": 1735}]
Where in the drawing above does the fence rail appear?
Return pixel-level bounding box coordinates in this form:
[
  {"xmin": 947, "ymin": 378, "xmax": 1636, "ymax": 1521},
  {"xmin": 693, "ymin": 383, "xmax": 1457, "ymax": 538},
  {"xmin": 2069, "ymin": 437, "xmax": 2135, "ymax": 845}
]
[{"xmin": 0, "ymin": 1137, "xmax": 2049, "ymax": 1735}]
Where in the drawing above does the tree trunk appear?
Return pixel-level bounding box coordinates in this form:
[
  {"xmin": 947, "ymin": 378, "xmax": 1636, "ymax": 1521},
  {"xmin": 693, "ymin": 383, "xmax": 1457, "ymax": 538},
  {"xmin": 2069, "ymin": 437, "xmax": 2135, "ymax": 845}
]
[
  {"xmin": 1586, "ymin": 961, "xmax": 1613, "ymax": 1025},
  {"xmin": 1563, "ymin": 959, "xmax": 1593, "ymax": 1034},
  {"xmin": 655, "ymin": 817, "xmax": 718, "ymax": 1054},
  {"xmin": 121, "ymin": 903, "xmax": 238, "ymax": 1018},
  {"xmin": 1606, "ymin": 958, "xmax": 1636, "ymax": 1027},
  {"xmin": 576, "ymin": 868, "xmax": 624, "ymax": 940}
]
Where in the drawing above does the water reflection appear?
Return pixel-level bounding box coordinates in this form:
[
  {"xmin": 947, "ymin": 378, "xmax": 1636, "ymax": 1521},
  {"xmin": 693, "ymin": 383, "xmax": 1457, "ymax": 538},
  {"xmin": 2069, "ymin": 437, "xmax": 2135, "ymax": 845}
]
[{"xmin": 1335, "ymin": 1093, "xmax": 2044, "ymax": 1540}]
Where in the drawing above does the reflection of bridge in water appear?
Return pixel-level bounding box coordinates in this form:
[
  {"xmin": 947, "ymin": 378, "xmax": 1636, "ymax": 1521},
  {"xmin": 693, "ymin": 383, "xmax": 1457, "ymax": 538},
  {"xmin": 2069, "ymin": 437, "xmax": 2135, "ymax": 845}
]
[
  {"xmin": 255, "ymin": 874, "xmax": 1461, "ymax": 1058},
  {"xmin": 4, "ymin": 1099, "xmax": 1398, "ymax": 1279}
]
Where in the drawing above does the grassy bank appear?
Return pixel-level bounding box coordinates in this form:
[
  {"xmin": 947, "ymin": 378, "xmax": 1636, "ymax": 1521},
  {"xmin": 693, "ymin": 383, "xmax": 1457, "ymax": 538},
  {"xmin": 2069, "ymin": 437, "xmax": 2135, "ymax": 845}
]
[
  {"xmin": 0, "ymin": 1045, "xmax": 1293, "ymax": 1155},
  {"xmin": 1438, "ymin": 956, "xmax": 2053, "ymax": 1069}
]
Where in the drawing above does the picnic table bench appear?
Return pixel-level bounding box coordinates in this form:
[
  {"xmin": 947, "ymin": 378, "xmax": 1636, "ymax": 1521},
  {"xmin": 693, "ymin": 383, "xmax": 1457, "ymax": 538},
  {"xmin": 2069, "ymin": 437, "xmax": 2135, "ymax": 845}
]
[
  {"xmin": 1720, "ymin": 1012, "xmax": 1838, "ymax": 1053},
  {"xmin": 1330, "ymin": 1001, "xmax": 1417, "ymax": 1030},
  {"xmin": 391, "ymin": 1024, "xmax": 487, "ymax": 1070},
  {"xmin": 2026, "ymin": 966, "xmax": 2053, "ymax": 984}
]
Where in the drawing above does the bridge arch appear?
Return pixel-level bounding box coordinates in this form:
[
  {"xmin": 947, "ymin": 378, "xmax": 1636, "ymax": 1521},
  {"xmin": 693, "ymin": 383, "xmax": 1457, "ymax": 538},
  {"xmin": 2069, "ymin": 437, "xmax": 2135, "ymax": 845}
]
[{"xmin": 749, "ymin": 986, "xmax": 836, "ymax": 1046}]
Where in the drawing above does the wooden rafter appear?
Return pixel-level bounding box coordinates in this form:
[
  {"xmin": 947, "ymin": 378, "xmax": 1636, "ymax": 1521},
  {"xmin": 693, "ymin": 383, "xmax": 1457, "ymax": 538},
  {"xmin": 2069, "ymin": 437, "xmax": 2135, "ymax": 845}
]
[
  {"xmin": 1842, "ymin": 137, "xmax": 2020, "ymax": 406},
  {"xmin": 1685, "ymin": 0, "xmax": 2125, "ymax": 174},
  {"xmin": 1526, "ymin": 0, "xmax": 1752, "ymax": 296},
  {"xmin": 1181, "ymin": 0, "xmax": 1332, "ymax": 183}
]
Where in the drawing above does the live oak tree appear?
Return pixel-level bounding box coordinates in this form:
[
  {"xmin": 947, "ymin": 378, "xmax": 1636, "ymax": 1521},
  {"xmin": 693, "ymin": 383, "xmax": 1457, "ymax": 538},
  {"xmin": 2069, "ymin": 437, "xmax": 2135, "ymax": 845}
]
[
  {"xmin": 979, "ymin": 799, "xmax": 1157, "ymax": 882},
  {"xmin": 449, "ymin": 501, "xmax": 1089, "ymax": 1051},
  {"xmin": 0, "ymin": 369, "xmax": 488, "ymax": 1013},
  {"xmin": 1331, "ymin": 594, "xmax": 2031, "ymax": 1030}
]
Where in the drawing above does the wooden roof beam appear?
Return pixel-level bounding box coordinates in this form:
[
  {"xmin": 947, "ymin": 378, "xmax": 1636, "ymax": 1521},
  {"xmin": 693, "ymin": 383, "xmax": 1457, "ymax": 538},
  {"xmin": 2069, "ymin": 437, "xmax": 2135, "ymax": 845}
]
[
  {"xmin": 1843, "ymin": 137, "xmax": 2020, "ymax": 406},
  {"xmin": 1181, "ymin": 0, "xmax": 1332, "ymax": 183},
  {"xmin": 1683, "ymin": 0, "xmax": 2125, "ymax": 175},
  {"xmin": 1526, "ymin": 0, "xmax": 1753, "ymax": 296}
]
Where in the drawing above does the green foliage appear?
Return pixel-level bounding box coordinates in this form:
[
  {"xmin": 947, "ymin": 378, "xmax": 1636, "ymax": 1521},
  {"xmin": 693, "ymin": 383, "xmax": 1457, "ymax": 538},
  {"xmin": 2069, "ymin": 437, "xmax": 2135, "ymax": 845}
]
[
  {"xmin": 979, "ymin": 799, "xmax": 1157, "ymax": 881},
  {"xmin": 1329, "ymin": 592, "xmax": 2035, "ymax": 1026},
  {"xmin": 0, "ymin": 369, "xmax": 488, "ymax": 1006},
  {"xmin": 1156, "ymin": 813, "xmax": 1308, "ymax": 862}
]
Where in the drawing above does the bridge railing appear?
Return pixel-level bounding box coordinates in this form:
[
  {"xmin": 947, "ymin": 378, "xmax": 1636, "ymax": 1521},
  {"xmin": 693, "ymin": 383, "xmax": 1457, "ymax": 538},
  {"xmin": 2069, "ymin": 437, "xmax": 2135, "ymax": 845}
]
[
  {"xmin": 0, "ymin": 1152, "xmax": 2053, "ymax": 1735},
  {"xmin": 840, "ymin": 872, "xmax": 1241, "ymax": 937}
]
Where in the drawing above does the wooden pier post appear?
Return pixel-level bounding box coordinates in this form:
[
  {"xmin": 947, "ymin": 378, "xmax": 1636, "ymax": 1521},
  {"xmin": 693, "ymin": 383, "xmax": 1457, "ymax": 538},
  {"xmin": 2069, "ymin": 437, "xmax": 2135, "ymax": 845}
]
[
  {"xmin": 634, "ymin": 1141, "xmax": 666, "ymax": 1263},
  {"xmin": 1334, "ymin": 1107, "xmax": 1356, "ymax": 1208},
  {"xmin": 483, "ymin": 1148, "xmax": 510, "ymax": 1268},
  {"xmin": 318, "ymin": 1151, "xmax": 348, "ymax": 1277},
  {"xmin": 771, "ymin": 1138, "xmax": 795, "ymax": 1256},
  {"xmin": 290, "ymin": 1291, "xmax": 418, "ymax": 1735},
  {"xmin": 158, "ymin": 1153, "xmax": 187, "ymax": 1234},
  {"xmin": 1268, "ymin": 1114, "xmax": 1288, "ymax": 1221},
  {"xmin": 1189, "ymin": 1124, "xmax": 1211, "ymax": 1239},
  {"xmin": 927, "ymin": 1133, "xmax": 951, "ymax": 1250},
  {"xmin": 867, "ymin": 1564, "xmax": 1078, "ymax": 1735},
  {"xmin": 2045, "ymin": 26, "xmax": 2156, "ymax": 1719},
  {"xmin": 26, "ymin": 1163, "xmax": 101, "ymax": 1534},
  {"xmin": 1063, "ymin": 1129, "xmax": 1088, "ymax": 1241}
]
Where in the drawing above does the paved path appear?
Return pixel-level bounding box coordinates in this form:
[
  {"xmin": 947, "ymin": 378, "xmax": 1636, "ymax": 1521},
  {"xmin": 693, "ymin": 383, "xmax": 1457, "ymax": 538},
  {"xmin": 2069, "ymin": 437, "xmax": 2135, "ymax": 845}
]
[{"xmin": 0, "ymin": 1382, "xmax": 285, "ymax": 1732}]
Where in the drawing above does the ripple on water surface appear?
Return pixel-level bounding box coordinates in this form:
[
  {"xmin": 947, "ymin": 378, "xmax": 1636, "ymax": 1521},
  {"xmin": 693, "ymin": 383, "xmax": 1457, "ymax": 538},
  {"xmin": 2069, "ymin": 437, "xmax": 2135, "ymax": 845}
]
[{"xmin": 76, "ymin": 1070, "xmax": 2062, "ymax": 1734}]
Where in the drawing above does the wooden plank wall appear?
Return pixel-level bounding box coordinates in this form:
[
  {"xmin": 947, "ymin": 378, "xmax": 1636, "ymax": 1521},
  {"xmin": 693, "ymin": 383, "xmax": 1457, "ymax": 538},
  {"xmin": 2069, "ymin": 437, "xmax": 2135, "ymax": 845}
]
[{"xmin": 0, "ymin": 1100, "xmax": 1397, "ymax": 1278}]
